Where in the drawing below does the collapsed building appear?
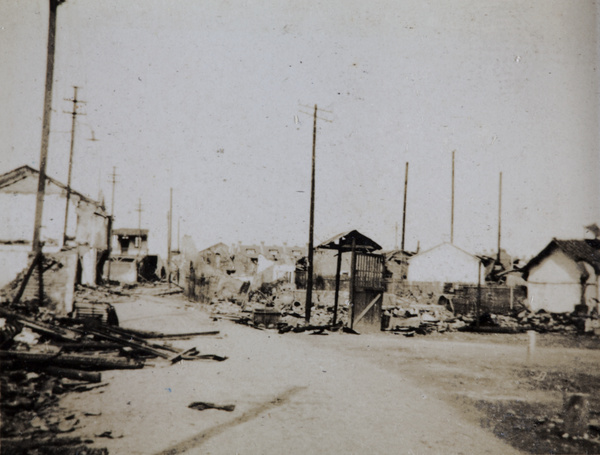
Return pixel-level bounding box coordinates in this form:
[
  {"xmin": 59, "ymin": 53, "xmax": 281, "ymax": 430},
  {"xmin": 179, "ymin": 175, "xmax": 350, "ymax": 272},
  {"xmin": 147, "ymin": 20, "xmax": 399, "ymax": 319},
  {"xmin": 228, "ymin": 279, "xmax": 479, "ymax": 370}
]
[
  {"xmin": 105, "ymin": 228, "xmax": 159, "ymax": 284},
  {"xmin": 0, "ymin": 165, "xmax": 110, "ymax": 315}
]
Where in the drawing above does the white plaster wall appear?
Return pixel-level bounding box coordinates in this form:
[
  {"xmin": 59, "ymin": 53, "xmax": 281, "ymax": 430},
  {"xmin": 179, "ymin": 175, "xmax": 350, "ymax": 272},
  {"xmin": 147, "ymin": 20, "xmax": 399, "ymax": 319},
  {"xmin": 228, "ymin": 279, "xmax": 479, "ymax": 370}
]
[
  {"xmin": 528, "ymin": 283, "xmax": 581, "ymax": 313},
  {"xmin": 80, "ymin": 247, "xmax": 97, "ymax": 285},
  {"xmin": 527, "ymin": 251, "xmax": 599, "ymax": 312},
  {"xmin": 0, "ymin": 245, "xmax": 30, "ymax": 288},
  {"xmin": 528, "ymin": 250, "xmax": 581, "ymax": 283},
  {"xmin": 0, "ymin": 193, "xmax": 77, "ymax": 245},
  {"xmin": 407, "ymin": 243, "xmax": 481, "ymax": 284}
]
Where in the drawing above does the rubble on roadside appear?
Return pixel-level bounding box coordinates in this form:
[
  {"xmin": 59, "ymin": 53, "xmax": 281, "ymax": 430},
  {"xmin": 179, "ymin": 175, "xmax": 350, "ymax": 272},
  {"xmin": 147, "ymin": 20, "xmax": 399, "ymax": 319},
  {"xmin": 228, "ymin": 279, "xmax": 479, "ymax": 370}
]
[
  {"xmin": 381, "ymin": 302, "xmax": 598, "ymax": 337},
  {"xmin": 0, "ymin": 285, "xmax": 225, "ymax": 454},
  {"xmin": 209, "ymin": 289, "xmax": 351, "ymax": 334}
]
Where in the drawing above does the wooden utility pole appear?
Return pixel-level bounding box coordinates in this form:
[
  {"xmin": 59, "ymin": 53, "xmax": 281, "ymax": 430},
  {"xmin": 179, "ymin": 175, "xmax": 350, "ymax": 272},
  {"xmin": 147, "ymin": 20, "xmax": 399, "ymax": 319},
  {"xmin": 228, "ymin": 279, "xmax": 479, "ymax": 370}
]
[
  {"xmin": 401, "ymin": 162, "xmax": 409, "ymax": 251},
  {"xmin": 305, "ymin": 105, "xmax": 317, "ymax": 323},
  {"xmin": 450, "ymin": 150, "xmax": 455, "ymax": 244},
  {"xmin": 32, "ymin": 0, "xmax": 64, "ymax": 253},
  {"xmin": 106, "ymin": 166, "xmax": 117, "ymax": 281},
  {"xmin": 497, "ymin": 172, "xmax": 503, "ymax": 266},
  {"xmin": 135, "ymin": 198, "xmax": 143, "ymax": 255},
  {"xmin": 167, "ymin": 188, "xmax": 173, "ymax": 286},
  {"xmin": 110, "ymin": 167, "xmax": 117, "ymax": 221},
  {"xmin": 62, "ymin": 86, "xmax": 84, "ymax": 247},
  {"xmin": 177, "ymin": 218, "xmax": 180, "ymax": 252}
]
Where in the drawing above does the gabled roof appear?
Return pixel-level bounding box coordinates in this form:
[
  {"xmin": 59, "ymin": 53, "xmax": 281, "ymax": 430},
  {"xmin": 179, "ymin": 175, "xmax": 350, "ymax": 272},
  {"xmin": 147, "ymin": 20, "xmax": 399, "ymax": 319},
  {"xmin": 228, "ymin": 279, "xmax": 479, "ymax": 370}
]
[
  {"xmin": 318, "ymin": 230, "xmax": 381, "ymax": 252},
  {"xmin": 382, "ymin": 249, "xmax": 414, "ymax": 262},
  {"xmin": 409, "ymin": 242, "xmax": 479, "ymax": 261},
  {"xmin": 198, "ymin": 242, "xmax": 230, "ymax": 254},
  {"xmin": 0, "ymin": 165, "xmax": 105, "ymax": 212},
  {"xmin": 522, "ymin": 238, "xmax": 600, "ymax": 277}
]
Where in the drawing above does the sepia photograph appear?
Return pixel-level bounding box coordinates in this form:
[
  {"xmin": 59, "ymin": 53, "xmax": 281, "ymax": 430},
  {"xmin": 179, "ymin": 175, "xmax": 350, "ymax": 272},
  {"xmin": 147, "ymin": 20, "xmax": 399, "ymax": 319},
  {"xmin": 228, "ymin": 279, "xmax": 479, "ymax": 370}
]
[{"xmin": 0, "ymin": 1, "xmax": 599, "ymax": 453}]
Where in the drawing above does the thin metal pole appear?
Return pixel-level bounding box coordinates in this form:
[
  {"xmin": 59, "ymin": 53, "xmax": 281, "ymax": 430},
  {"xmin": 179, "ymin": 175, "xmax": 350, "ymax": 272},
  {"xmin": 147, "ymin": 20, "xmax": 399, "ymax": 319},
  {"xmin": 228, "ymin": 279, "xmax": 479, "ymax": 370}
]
[
  {"xmin": 450, "ymin": 151, "xmax": 455, "ymax": 244},
  {"xmin": 401, "ymin": 161, "xmax": 409, "ymax": 251},
  {"xmin": 33, "ymin": 0, "xmax": 61, "ymax": 253},
  {"xmin": 62, "ymin": 86, "xmax": 78, "ymax": 247},
  {"xmin": 305, "ymin": 104, "xmax": 317, "ymax": 324}
]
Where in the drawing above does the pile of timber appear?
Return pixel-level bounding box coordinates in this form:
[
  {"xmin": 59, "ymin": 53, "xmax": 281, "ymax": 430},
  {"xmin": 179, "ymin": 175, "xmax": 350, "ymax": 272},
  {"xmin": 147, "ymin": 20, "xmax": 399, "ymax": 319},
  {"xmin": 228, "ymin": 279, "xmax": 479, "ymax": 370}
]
[{"xmin": 0, "ymin": 303, "xmax": 224, "ymax": 454}]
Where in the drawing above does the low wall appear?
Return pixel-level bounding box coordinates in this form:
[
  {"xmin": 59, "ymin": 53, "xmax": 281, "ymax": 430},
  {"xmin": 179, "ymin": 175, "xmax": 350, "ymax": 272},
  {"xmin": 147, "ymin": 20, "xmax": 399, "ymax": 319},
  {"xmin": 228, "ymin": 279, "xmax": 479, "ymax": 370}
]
[{"xmin": 385, "ymin": 280, "xmax": 528, "ymax": 315}]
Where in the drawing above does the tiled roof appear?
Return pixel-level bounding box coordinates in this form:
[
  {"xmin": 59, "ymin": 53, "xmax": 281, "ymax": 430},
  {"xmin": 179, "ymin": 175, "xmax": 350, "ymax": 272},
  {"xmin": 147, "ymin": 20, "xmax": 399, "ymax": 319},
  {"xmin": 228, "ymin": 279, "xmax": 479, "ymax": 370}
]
[{"xmin": 523, "ymin": 238, "xmax": 600, "ymax": 276}]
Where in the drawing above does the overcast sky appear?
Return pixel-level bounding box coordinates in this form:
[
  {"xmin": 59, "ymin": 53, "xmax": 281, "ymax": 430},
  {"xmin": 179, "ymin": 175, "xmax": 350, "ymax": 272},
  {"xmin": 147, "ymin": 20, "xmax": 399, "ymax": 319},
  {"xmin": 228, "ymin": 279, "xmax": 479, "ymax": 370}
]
[{"xmin": 1, "ymin": 0, "xmax": 598, "ymax": 258}]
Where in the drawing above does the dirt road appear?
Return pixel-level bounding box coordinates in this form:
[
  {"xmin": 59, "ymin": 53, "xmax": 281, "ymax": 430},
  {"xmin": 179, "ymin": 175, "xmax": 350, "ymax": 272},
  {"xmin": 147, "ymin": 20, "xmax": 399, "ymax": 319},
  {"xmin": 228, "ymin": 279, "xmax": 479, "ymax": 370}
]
[{"xmin": 60, "ymin": 290, "xmax": 527, "ymax": 455}]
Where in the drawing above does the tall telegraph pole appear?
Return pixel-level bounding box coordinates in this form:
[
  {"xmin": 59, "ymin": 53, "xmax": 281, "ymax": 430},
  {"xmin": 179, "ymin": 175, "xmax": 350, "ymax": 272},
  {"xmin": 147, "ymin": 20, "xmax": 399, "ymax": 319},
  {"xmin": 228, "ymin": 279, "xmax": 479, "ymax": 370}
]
[
  {"xmin": 32, "ymin": 0, "xmax": 65, "ymax": 253},
  {"xmin": 305, "ymin": 105, "xmax": 317, "ymax": 323},
  {"xmin": 62, "ymin": 86, "xmax": 84, "ymax": 246},
  {"xmin": 106, "ymin": 166, "xmax": 118, "ymax": 281},
  {"xmin": 167, "ymin": 188, "xmax": 173, "ymax": 285},
  {"xmin": 401, "ymin": 162, "xmax": 409, "ymax": 251},
  {"xmin": 497, "ymin": 172, "xmax": 503, "ymax": 265},
  {"xmin": 136, "ymin": 198, "xmax": 143, "ymax": 256},
  {"xmin": 450, "ymin": 150, "xmax": 455, "ymax": 244}
]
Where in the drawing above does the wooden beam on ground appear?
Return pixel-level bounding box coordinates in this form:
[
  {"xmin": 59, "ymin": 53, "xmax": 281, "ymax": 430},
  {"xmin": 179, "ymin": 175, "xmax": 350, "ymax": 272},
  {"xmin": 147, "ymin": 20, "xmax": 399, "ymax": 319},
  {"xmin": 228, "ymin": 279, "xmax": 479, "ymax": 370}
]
[{"xmin": 0, "ymin": 350, "xmax": 144, "ymax": 370}]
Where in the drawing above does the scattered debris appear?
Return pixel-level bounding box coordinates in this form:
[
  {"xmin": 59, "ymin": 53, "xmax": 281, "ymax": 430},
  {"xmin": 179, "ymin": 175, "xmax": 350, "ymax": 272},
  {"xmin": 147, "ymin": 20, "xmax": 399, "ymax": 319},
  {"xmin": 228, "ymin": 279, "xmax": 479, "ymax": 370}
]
[
  {"xmin": 380, "ymin": 303, "xmax": 597, "ymax": 337},
  {"xmin": 0, "ymin": 282, "xmax": 226, "ymax": 451},
  {"xmin": 188, "ymin": 401, "xmax": 235, "ymax": 412}
]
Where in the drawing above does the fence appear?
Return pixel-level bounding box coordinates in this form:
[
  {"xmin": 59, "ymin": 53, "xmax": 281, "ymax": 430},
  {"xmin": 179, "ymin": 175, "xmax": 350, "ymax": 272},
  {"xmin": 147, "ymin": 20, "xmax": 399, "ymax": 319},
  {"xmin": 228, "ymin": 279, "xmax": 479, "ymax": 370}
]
[
  {"xmin": 385, "ymin": 280, "xmax": 528, "ymax": 315},
  {"xmin": 295, "ymin": 271, "xmax": 350, "ymax": 291}
]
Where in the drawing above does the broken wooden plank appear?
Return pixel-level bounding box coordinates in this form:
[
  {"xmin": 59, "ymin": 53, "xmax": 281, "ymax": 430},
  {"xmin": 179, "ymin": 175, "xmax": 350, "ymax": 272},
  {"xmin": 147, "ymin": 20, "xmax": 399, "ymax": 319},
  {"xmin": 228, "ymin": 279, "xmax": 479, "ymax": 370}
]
[
  {"xmin": 145, "ymin": 330, "xmax": 220, "ymax": 339},
  {"xmin": 0, "ymin": 350, "xmax": 144, "ymax": 370},
  {"xmin": 87, "ymin": 324, "xmax": 181, "ymax": 354},
  {"xmin": 169, "ymin": 347, "xmax": 198, "ymax": 364},
  {"xmin": 54, "ymin": 341, "xmax": 124, "ymax": 351},
  {"xmin": 83, "ymin": 327, "xmax": 172, "ymax": 359},
  {"xmin": 169, "ymin": 348, "xmax": 228, "ymax": 363},
  {"xmin": 12, "ymin": 251, "xmax": 42, "ymax": 304},
  {"xmin": 42, "ymin": 366, "xmax": 102, "ymax": 383},
  {"xmin": 0, "ymin": 307, "xmax": 82, "ymax": 342}
]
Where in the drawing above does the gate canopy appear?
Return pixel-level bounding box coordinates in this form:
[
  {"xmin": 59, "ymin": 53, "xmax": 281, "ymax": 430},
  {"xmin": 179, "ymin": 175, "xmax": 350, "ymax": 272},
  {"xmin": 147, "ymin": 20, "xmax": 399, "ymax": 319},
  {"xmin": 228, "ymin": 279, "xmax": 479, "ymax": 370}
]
[{"xmin": 318, "ymin": 230, "xmax": 381, "ymax": 252}]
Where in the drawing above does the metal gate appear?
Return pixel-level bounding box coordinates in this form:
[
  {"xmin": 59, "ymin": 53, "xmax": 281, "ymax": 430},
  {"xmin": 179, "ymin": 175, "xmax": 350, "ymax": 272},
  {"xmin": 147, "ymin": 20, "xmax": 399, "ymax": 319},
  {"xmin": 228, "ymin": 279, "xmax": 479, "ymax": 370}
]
[{"xmin": 351, "ymin": 252, "xmax": 385, "ymax": 332}]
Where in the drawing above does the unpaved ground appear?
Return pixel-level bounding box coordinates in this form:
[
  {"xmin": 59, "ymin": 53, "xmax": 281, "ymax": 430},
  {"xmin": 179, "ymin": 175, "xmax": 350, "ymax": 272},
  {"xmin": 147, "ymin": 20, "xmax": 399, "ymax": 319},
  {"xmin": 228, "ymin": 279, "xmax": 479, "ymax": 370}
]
[{"xmin": 59, "ymin": 289, "xmax": 600, "ymax": 454}]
